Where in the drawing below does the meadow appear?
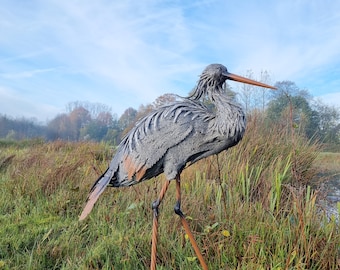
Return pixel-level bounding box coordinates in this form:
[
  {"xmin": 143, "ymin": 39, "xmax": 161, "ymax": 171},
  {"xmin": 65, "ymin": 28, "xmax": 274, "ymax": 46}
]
[{"xmin": 0, "ymin": 118, "xmax": 339, "ymax": 269}]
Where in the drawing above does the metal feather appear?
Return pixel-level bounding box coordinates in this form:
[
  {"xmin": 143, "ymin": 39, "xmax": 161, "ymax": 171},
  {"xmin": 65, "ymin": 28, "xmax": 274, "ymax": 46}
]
[{"xmin": 79, "ymin": 63, "xmax": 276, "ymax": 220}]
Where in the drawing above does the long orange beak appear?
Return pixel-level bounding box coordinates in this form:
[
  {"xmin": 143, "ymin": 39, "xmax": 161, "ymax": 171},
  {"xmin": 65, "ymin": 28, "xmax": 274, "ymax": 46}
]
[{"xmin": 225, "ymin": 72, "xmax": 276, "ymax": 90}]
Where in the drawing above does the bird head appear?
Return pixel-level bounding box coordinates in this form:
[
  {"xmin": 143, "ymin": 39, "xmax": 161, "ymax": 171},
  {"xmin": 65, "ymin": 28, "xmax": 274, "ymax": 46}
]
[
  {"xmin": 190, "ymin": 64, "xmax": 276, "ymax": 100},
  {"xmin": 201, "ymin": 64, "xmax": 230, "ymax": 87}
]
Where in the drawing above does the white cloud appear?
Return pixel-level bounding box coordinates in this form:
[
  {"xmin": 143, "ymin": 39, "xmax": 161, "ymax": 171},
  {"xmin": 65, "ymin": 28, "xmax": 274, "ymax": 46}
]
[
  {"xmin": 0, "ymin": 86, "xmax": 61, "ymax": 121},
  {"xmin": 0, "ymin": 0, "xmax": 340, "ymax": 120},
  {"xmin": 0, "ymin": 68, "xmax": 56, "ymax": 79}
]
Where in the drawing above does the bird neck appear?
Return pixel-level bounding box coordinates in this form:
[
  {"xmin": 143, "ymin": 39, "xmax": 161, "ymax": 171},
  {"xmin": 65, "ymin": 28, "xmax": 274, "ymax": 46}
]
[
  {"xmin": 211, "ymin": 91, "xmax": 241, "ymax": 114},
  {"xmin": 210, "ymin": 91, "xmax": 246, "ymax": 136}
]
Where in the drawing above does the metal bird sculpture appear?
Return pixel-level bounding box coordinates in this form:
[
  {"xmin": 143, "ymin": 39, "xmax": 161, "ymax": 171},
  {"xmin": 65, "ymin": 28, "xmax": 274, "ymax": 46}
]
[{"xmin": 80, "ymin": 64, "xmax": 276, "ymax": 270}]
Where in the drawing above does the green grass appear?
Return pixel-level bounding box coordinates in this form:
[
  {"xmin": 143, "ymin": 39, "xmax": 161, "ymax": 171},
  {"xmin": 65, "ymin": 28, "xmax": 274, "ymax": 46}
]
[{"xmin": 0, "ymin": 120, "xmax": 339, "ymax": 269}]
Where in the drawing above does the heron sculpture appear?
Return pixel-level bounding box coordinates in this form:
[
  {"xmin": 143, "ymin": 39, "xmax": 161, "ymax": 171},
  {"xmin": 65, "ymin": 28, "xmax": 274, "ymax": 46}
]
[{"xmin": 80, "ymin": 64, "xmax": 276, "ymax": 269}]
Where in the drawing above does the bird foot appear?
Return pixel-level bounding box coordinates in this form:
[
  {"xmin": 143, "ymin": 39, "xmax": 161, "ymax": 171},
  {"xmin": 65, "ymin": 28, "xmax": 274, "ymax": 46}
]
[
  {"xmin": 152, "ymin": 199, "xmax": 160, "ymax": 218},
  {"xmin": 174, "ymin": 200, "xmax": 185, "ymax": 217}
]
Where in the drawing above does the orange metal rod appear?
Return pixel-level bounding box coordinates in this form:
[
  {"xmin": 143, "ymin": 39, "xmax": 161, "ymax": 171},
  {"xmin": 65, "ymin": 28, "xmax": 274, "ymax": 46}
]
[
  {"xmin": 176, "ymin": 177, "xmax": 208, "ymax": 270},
  {"xmin": 150, "ymin": 180, "xmax": 171, "ymax": 270}
]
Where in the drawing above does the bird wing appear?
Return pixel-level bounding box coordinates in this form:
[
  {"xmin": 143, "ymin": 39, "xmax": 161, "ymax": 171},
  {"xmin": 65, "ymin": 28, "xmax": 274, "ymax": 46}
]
[
  {"xmin": 116, "ymin": 100, "xmax": 213, "ymax": 184},
  {"xmin": 79, "ymin": 100, "xmax": 212, "ymax": 220}
]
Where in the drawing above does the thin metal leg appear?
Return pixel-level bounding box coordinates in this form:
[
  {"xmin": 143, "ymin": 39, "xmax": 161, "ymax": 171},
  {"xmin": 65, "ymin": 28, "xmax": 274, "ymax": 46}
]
[
  {"xmin": 150, "ymin": 180, "xmax": 171, "ymax": 270},
  {"xmin": 175, "ymin": 176, "xmax": 208, "ymax": 270}
]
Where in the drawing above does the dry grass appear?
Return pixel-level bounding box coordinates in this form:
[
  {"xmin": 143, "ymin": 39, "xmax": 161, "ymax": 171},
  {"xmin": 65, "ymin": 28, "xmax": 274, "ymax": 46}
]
[
  {"xmin": 0, "ymin": 119, "xmax": 339, "ymax": 269},
  {"xmin": 314, "ymin": 152, "xmax": 340, "ymax": 173}
]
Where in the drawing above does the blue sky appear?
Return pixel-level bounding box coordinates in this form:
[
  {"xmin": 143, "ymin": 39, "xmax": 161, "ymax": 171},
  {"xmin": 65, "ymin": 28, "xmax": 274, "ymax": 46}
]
[{"xmin": 1, "ymin": 0, "xmax": 340, "ymax": 122}]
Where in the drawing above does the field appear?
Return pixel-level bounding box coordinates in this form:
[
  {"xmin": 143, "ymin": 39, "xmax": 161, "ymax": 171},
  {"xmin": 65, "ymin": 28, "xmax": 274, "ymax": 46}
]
[
  {"xmin": 314, "ymin": 152, "xmax": 340, "ymax": 173},
  {"xmin": 0, "ymin": 120, "xmax": 339, "ymax": 269}
]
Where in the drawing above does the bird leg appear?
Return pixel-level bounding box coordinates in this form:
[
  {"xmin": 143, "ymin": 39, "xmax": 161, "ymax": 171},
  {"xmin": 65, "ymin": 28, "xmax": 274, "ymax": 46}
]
[
  {"xmin": 151, "ymin": 180, "xmax": 171, "ymax": 270},
  {"xmin": 175, "ymin": 176, "xmax": 208, "ymax": 270}
]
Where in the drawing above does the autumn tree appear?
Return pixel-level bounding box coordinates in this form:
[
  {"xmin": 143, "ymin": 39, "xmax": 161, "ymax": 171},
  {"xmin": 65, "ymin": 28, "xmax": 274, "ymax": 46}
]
[
  {"xmin": 118, "ymin": 107, "xmax": 138, "ymax": 136},
  {"xmin": 47, "ymin": 114, "xmax": 73, "ymax": 140},
  {"xmin": 236, "ymin": 70, "xmax": 273, "ymax": 114},
  {"xmin": 153, "ymin": 93, "xmax": 178, "ymax": 108},
  {"xmin": 68, "ymin": 107, "xmax": 91, "ymax": 140}
]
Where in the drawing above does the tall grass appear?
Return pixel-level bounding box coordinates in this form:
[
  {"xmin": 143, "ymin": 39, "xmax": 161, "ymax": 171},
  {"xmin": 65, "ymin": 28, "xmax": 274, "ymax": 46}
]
[{"xmin": 0, "ymin": 118, "xmax": 339, "ymax": 269}]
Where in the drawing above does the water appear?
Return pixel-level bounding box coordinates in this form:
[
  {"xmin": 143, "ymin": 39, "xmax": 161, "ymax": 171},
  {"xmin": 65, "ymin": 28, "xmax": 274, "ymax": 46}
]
[{"xmin": 317, "ymin": 177, "xmax": 340, "ymax": 222}]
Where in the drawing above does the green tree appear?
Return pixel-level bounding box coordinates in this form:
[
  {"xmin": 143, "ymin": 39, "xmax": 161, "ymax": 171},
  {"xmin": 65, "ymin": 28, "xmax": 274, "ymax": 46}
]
[
  {"xmin": 266, "ymin": 81, "xmax": 319, "ymax": 139},
  {"xmin": 312, "ymin": 100, "xmax": 340, "ymax": 144},
  {"xmin": 80, "ymin": 120, "xmax": 108, "ymax": 141}
]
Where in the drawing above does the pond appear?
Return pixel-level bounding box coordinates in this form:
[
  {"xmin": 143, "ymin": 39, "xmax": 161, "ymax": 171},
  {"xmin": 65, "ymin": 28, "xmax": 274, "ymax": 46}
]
[{"xmin": 317, "ymin": 176, "xmax": 340, "ymax": 222}]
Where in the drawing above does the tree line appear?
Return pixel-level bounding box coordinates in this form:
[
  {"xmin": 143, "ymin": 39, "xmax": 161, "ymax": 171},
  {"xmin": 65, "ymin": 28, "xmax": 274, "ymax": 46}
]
[
  {"xmin": 0, "ymin": 94, "xmax": 178, "ymax": 144},
  {"xmin": 1, "ymin": 79, "xmax": 339, "ymax": 146}
]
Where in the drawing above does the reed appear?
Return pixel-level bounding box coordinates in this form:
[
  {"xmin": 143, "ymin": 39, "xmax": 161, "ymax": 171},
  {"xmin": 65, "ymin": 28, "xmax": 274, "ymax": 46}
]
[{"xmin": 0, "ymin": 119, "xmax": 338, "ymax": 269}]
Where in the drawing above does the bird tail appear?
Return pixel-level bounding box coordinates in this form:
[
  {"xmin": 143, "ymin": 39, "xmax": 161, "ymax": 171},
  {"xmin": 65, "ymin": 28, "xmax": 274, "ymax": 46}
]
[{"xmin": 79, "ymin": 169, "xmax": 112, "ymax": 221}]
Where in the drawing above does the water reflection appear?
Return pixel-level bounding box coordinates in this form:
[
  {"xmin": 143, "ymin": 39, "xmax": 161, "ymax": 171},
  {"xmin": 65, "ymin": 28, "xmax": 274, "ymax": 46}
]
[{"xmin": 318, "ymin": 177, "xmax": 340, "ymax": 222}]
